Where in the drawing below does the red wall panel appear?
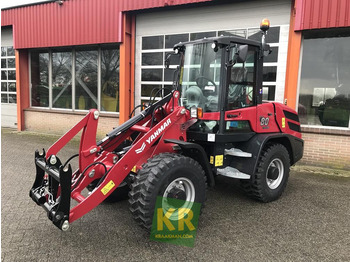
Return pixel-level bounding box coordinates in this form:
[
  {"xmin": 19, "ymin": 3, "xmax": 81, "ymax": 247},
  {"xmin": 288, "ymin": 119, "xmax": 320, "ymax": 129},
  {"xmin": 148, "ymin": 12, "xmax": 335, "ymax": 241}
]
[
  {"xmin": 1, "ymin": 0, "xmax": 211, "ymax": 49},
  {"xmin": 295, "ymin": 0, "xmax": 350, "ymax": 30}
]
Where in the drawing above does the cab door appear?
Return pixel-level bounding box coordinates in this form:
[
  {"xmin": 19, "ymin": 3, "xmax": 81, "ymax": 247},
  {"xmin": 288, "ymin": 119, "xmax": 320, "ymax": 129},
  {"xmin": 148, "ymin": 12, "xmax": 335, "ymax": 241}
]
[{"xmin": 223, "ymin": 45, "xmax": 258, "ymax": 133}]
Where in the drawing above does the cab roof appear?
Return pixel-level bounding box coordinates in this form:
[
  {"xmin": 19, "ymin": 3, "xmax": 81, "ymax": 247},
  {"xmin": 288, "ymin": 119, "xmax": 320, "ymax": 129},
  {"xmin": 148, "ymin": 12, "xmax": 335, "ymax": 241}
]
[{"xmin": 173, "ymin": 35, "xmax": 261, "ymax": 49}]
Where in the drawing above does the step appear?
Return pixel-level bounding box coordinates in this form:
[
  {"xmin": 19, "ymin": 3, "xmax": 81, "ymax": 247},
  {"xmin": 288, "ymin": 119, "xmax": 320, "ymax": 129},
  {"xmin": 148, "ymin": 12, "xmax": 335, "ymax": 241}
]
[
  {"xmin": 224, "ymin": 148, "xmax": 252, "ymax": 157},
  {"xmin": 217, "ymin": 166, "xmax": 250, "ymax": 179}
]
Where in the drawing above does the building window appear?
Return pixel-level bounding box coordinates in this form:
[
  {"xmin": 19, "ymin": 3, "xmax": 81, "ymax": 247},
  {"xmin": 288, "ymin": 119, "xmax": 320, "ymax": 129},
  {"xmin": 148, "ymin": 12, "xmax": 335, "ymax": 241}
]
[
  {"xmin": 30, "ymin": 46, "xmax": 119, "ymax": 112},
  {"xmin": 52, "ymin": 50, "xmax": 72, "ymax": 109},
  {"xmin": 1, "ymin": 46, "xmax": 16, "ymax": 104},
  {"xmin": 75, "ymin": 49, "xmax": 98, "ymax": 110},
  {"xmin": 101, "ymin": 48, "xmax": 120, "ymax": 112},
  {"xmin": 298, "ymin": 30, "xmax": 350, "ymax": 128},
  {"xmin": 139, "ymin": 27, "xmax": 281, "ymax": 105},
  {"xmin": 31, "ymin": 51, "xmax": 49, "ymax": 107},
  {"xmin": 140, "ymin": 34, "xmax": 187, "ymax": 106}
]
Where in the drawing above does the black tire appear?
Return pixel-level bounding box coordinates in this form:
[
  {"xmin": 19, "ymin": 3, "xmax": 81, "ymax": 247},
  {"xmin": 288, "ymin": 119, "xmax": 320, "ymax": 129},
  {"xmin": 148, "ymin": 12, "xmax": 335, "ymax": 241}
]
[
  {"xmin": 129, "ymin": 153, "xmax": 206, "ymax": 230},
  {"xmin": 241, "ymin": 143, "xmax": 290, "ymax": 202}
]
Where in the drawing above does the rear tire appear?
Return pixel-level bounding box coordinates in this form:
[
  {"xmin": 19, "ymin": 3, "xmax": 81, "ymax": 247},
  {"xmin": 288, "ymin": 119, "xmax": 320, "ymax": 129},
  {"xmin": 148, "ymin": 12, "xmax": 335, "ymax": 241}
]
[
  {"xmin": 241, "ymin": 143, "xmax": 290, "ymax": 202},
  {"xmin": 129, "ymin": 153, "xmax": 206, "ymax": 230}
]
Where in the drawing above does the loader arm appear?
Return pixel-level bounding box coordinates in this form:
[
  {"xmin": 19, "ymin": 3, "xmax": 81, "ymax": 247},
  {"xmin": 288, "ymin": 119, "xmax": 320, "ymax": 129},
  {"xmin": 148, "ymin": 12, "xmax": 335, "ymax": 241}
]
[{"xmin": 29, "ymin": 91, "xmax": 190, "ymax": 230}]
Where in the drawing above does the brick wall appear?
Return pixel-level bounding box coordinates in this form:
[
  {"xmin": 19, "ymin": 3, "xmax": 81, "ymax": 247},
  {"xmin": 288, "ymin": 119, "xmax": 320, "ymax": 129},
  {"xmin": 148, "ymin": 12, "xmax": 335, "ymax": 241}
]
[
  {"xmin": 300, "ymin": 132, "xmax": 350, "ymax": 170},
  {"xmin": 23, "ymin": 110, "xmax": 350, "ymax": 170},
  {"xmin": 24, "ymin": 110, "xmax": 119, "ymax": 140}
]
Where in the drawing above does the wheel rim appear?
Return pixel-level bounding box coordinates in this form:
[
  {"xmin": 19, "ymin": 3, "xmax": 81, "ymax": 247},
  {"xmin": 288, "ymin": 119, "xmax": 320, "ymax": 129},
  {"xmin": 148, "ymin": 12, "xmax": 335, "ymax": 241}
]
[
  {"xmin": 162, "ymin": 177, "xmax": 195, "ymax": 220},
  {"xmin": 266, "ymin": 158, "xmax": 284, "ymax": 190}
]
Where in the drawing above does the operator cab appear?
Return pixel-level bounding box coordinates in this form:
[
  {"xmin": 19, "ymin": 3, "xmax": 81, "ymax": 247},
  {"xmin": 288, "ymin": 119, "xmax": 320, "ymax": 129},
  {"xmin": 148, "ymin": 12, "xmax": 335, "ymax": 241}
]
[
  {"xmin": 170, "ymin": 32, "xmax": 270, "ymax": 141},
  {"xmin": 176, "ymin": 38, "xmax": 259, "ymax": 113}
]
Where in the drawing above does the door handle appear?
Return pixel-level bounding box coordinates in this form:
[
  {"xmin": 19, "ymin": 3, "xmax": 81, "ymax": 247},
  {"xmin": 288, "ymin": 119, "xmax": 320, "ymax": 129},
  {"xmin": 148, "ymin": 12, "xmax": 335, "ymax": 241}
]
[{"xmin": 227, "ymin": 114, "xmax": 239, "ymax": 118}]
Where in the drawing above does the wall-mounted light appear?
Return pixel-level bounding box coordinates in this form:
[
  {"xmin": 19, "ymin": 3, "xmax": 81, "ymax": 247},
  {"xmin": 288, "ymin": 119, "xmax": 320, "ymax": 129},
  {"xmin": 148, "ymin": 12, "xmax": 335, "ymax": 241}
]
[{"xmin": 56, "ymin": 0, "xmax": 64, "ymax": 5}]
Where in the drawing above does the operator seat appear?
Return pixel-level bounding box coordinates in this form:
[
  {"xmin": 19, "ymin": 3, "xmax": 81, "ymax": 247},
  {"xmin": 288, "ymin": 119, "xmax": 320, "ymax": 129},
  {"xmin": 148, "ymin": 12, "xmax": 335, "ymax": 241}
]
[
  {"xmin": 228, "ymin": 67, "xmax": 249, "ymax": 108},
  {"xmin": 183, "ymin": 85, "xmax": 206, "ymax": 108}
]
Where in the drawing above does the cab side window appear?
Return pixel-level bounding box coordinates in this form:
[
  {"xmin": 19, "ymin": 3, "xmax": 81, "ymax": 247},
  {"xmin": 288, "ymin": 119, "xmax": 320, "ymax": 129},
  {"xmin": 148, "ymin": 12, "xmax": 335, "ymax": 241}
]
[{"xmin": 227, "ymin": 48, "xmax": 256, "ymax": 110}]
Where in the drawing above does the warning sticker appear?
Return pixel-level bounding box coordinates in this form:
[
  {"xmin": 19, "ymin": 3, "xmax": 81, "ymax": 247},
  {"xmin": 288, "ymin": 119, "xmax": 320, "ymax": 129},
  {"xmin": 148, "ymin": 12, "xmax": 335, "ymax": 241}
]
[
  {"xmin": 282, "ymin": 117, "xmax": 286, "ymax": 128},
  {"xmin": 215, "ymin": 155, "xmax": 223, "ymax": 167},
  {"xmin": 101, "ymin": 180, "xmax": 116, "ymax": 195},
  {"xmin": 210, "ymin": 156, "xmax": 214, "ymax": 164}
]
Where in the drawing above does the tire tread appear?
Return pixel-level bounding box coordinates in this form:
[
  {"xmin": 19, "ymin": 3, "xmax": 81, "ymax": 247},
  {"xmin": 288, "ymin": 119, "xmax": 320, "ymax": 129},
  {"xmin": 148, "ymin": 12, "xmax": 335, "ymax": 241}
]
[
  {"xmin": 129, "ymin": 153, "xmax": 206, "ymax": 230},
  {"xmin": 241, "ymin": 143, "xmax": 290, "ymax": 202}
]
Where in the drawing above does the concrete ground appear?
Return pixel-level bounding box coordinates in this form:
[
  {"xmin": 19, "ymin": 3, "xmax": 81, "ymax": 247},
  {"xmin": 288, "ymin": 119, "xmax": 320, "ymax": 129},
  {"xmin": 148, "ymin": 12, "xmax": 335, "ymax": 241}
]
[{"xmin": 1, "ymin": 128, "xmax": 350, "ymax": 262}]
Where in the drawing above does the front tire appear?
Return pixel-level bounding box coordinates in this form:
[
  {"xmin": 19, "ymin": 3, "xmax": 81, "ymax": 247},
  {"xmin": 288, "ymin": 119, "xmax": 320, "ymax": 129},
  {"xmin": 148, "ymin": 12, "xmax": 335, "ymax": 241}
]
[
  {"xmin": 241, "ymin": 143, "xmax": 290, "ymax": 202},
  {"xmin": 129, "ymin": 153, "xmax": 206, "ymax": 230}
]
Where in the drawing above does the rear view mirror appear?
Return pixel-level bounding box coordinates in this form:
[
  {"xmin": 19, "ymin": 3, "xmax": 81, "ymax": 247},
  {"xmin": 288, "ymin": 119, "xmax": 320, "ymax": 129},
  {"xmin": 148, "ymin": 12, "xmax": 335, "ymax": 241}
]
[
  {"xmin": 165, "ymin": 53, "xmax": 172, "ymax": 69},
  {"xmin": 236, "ymin": 45, "xmax": 248, "ymax": 63},
  {"xmin": 262, "ymin": 43, "xmax": 272, "ymax": 57},
  {"xmin": 164, "ymin": 52, "xmax": 180, "ymax": 69},
  {"xmin": 229, "ymin": 44, "xmax": 249, "ymax": 66}
]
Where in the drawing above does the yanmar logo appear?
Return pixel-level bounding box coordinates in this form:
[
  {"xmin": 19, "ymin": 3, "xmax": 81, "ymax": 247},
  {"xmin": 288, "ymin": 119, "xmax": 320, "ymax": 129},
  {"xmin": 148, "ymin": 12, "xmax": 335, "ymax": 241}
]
[
  {"xmin": 135, "ymin": 142, "xmax": 146, "ymax": 154},
  {"xmin": 135, "ymin": 119, "xmax": 172, "ymax": 154}
]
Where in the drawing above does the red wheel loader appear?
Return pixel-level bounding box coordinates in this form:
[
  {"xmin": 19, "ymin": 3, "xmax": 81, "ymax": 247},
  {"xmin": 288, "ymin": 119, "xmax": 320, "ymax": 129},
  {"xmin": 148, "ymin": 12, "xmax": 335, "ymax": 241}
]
[{"xmin": 30, "ymin": 20, "xmax": 303, "ymax": 231}]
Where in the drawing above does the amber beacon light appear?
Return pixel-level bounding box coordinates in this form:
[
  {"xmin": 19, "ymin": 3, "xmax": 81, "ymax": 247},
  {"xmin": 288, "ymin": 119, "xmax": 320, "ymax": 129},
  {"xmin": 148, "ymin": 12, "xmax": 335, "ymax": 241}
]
[{"xmin": 260, "ymin": 18, "xmax": 270, "ymax": 32}]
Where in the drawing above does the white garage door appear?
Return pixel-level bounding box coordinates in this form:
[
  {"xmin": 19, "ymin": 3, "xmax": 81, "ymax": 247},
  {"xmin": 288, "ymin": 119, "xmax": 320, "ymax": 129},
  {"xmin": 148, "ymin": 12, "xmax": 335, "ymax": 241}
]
[
  {"xmin": 135, "ymin": 0, "xmax": 291, "ymax": 107},
  {"xmin": 1, "ymin": 27, "xmax": 17, "ymax": 128}
]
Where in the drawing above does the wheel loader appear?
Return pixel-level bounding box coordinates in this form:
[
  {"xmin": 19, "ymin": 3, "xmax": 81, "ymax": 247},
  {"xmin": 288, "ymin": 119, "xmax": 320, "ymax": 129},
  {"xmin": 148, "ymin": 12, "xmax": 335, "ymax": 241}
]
[{"xmin": 29, "ymin": 19, "xmax": 303, "ymax": 231}]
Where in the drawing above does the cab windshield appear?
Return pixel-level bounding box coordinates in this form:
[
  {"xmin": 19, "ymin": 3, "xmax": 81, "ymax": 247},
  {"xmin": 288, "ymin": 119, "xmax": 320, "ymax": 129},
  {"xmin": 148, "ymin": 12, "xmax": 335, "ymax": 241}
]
[{"xmin": 179, "ymin": 43, "xmax": 222, "ymax": 112}]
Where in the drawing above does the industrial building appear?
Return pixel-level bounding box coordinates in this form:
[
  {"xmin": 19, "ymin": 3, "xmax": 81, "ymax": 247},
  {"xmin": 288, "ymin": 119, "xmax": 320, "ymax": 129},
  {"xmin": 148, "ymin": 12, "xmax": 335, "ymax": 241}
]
[{"xmin": 1, "ymin": 0, "xmax": 350, "ymax": 168}]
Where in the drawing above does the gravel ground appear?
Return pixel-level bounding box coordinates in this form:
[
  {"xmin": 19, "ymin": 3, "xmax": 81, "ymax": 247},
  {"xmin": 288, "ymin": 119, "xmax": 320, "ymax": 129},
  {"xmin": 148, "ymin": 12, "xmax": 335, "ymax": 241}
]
[{"xmin": 1, "ymin": 128, "xmax": 350, "ymax": 261}]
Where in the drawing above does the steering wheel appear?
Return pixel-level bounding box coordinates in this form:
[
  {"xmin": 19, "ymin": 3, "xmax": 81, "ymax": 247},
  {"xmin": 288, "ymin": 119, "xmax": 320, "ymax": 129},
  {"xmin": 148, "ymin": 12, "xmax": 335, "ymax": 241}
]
[{"xmin": 195, "ymin": 76, "xmax": 218, "ymax": 90}]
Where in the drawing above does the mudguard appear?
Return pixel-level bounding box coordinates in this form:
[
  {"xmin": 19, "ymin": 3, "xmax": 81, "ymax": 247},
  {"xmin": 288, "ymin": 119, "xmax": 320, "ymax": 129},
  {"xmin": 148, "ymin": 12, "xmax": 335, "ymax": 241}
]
[
  {"xmin": 164, "ymin": 139, "xmax": 215, "ymax": 187},
  {"xmin": 228, "ymin": 133, "xmax": 304, "ymax": 179}
]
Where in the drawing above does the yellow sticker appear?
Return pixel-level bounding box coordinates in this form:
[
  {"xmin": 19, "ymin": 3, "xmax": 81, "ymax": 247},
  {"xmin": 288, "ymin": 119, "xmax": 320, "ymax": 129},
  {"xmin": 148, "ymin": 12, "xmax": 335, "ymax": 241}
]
[
  {"xmin": 210, "ymin": 156, "xmax": 214, "ymax": 164},
  {"xmin": 179, "ymin": 67, "xmax": 184, "ymax": 85},
  {"xmin": 131, "ymin": 166, "xmax": 137, "ymax": 173},
  {"xmin": 101, "ymin": 180, "xmax": 115, "ymax": 195},
  {"xmin": 282, "ymin": 117, "xmax": 286, "ymax": 128},
  {"xmin": 215, "ymin": 155, "xmax": 224, "ymax": 167}
]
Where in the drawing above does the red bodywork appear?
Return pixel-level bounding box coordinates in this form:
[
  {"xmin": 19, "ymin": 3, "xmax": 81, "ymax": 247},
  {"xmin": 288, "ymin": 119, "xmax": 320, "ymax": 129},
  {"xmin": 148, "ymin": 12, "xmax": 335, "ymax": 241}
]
[
  {"xmin": 34, "ymin": 90, "xmax": 301, "ymax": 226},
  {"xmin": 45, "ymin": 91, "xmax": 192, "ymax": 223},
  {"xmin": 223, "ymin": 103, "xmax": 301, "ymax": 138},
  {"xmin": 274, "ymin": 103, "xmax": 302, "ymax": 139}
]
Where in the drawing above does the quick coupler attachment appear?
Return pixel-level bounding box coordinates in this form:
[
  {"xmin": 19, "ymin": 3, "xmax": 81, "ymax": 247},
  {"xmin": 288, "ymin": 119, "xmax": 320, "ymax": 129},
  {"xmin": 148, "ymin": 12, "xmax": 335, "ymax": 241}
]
[{"xmin": 29, "ymin": 149, "xmax": 72, "ymax": 231}]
